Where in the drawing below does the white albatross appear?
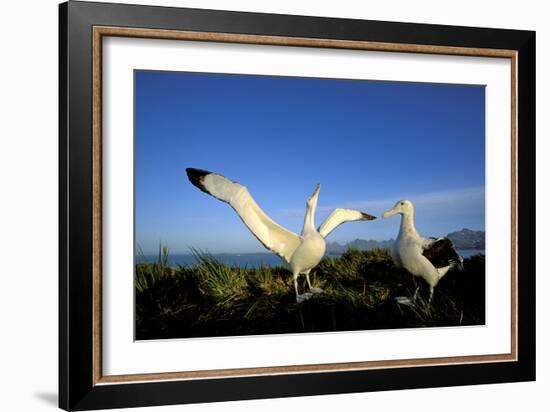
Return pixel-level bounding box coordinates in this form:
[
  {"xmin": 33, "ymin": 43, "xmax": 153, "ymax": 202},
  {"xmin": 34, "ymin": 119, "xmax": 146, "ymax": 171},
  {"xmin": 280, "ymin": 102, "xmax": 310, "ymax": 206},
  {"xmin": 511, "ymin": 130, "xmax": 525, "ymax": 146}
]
[
  {"xmin": 186, "ymin": 168, "xmax": 376, "ymax": 302},
  {"xmin": 382, "ymin": 199, "xmax": 464, "ymax": 302}
]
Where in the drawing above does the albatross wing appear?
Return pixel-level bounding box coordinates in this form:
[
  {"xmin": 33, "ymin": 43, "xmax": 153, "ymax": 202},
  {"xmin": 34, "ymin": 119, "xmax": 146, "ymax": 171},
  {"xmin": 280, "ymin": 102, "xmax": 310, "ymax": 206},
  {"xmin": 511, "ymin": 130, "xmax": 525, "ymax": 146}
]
[
  {"xmin": 422, "ymin": 237, "xmax": 462, "ymax": 269},
  {"xmin": 317, "ymin": 208, "xmax": 376, "ymax": 238},
  {"xmin": 186, "ymin": 168, "xmax": 301, "ymax": 264}
]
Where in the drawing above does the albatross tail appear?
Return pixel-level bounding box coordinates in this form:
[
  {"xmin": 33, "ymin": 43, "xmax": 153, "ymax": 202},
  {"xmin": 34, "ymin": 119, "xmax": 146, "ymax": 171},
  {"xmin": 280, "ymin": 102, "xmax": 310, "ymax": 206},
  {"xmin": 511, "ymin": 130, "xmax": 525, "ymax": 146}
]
[
  {"xmin": 436, "ymin": 257, "xmax": 464, "ymax": 279},
  {"xmin": 436, "ymin": 265, "xmax": 452, "ymax": 280}
]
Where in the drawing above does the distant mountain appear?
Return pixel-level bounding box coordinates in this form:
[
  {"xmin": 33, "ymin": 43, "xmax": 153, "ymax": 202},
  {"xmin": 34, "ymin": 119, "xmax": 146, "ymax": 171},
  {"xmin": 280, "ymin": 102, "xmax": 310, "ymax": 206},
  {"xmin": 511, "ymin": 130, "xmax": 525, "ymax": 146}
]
[
  {"xmin": 327, "ymin": 228, "xmax": 485, "ymax": 254},
  {"xmin": 446, "ymin": 228, "xmax": 485, "ymax": 249}
]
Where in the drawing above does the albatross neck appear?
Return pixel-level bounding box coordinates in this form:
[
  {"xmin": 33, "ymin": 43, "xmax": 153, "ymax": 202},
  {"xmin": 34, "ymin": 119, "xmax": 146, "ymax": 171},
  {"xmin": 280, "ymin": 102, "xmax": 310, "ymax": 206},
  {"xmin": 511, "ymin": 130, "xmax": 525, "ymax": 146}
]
[
  {"xmin": 399, "ymin": 210, "xmax": 420, "ymax": 239},
  {"xmin": 302, "ymin": 203, "xmax": 317, "ymax": 235}
]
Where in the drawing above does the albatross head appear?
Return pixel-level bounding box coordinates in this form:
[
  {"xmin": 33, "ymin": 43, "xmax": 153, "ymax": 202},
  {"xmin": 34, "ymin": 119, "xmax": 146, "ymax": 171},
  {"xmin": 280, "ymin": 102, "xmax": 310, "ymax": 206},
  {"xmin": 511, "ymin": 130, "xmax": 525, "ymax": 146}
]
[
  {"xmin": 307, "ymin": 183, "xmax": 321, "ymax": 209},
  {"xmin": 382, "ymin": 199, "xmax": 414, "ymax": 218}
]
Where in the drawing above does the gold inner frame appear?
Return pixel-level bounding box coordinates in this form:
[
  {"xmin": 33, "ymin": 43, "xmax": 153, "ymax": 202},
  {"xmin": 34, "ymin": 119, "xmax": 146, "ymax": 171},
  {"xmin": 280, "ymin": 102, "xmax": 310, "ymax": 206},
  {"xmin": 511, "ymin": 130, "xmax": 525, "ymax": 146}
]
[{"xmin": 92, "ymin": 26, "xmax": 518, "ymax": 385}]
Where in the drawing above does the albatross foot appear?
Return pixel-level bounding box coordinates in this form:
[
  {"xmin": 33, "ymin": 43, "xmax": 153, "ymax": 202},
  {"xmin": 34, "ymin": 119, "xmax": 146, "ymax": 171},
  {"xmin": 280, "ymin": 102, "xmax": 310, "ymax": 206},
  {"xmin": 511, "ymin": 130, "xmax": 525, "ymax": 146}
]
[
  {"xmin": 296, "ymin": 293, "xmax": 313, "ymax": 303},
  {"xmin": 309, "ymin": 287, "xmax": 324, "ymax": 294},
  {"xmin": 395, "ymin": 296, "xmax": 416, "ymax": 307}
]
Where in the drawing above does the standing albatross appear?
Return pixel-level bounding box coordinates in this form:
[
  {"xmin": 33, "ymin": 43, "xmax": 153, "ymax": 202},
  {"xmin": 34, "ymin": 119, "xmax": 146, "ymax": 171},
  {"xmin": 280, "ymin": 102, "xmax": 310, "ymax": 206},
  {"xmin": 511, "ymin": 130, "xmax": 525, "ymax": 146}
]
[
  {"xmin": 186, "ymin": 168, "xmax": 376, "ymax": 302},
  {"xmin": 382, "ymin": 199, "xmax": 464, "ymax": 302}
]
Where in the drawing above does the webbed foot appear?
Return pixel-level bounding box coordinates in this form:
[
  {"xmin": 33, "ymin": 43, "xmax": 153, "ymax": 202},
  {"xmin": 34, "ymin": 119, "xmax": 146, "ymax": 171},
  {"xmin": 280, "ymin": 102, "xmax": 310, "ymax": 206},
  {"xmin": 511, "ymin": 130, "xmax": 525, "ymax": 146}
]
[
  {"xmin": 395, "ymin": 296, "xmax": 415, "ymax": 307},
  {"xmin": 296, "ymin": 292, "xmax": 313, "ymax": 303}
]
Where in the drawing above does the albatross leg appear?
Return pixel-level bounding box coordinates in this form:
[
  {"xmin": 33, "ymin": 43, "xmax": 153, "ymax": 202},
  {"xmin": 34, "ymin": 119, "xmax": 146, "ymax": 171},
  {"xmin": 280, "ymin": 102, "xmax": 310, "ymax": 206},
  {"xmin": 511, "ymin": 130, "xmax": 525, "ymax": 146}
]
[
  {"xmin": 305, "ymin": 270, "xmax": 323, "ymax": 294},
  {"xmin": 412, "ymin": 277, "xmax": 420, "ymax": 301},
  {"xmin": 428, "ymin": 286, "xmax": 434, "ymax": 303},
  {"xmin": 294, "ymin": 272, "xmax": 312, "ymax": 303}
]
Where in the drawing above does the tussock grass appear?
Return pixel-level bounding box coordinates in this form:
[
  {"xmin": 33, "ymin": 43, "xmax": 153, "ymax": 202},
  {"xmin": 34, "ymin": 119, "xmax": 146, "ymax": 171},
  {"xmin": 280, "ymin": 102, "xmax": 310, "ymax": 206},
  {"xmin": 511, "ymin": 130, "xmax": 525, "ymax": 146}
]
[
  {"xmin": 135, "ymin": 245, "xmax": 172, "ymax": 293},
  {"xmin": 135, "ymin": 247, "xmax": 485, "ymax": 340}
]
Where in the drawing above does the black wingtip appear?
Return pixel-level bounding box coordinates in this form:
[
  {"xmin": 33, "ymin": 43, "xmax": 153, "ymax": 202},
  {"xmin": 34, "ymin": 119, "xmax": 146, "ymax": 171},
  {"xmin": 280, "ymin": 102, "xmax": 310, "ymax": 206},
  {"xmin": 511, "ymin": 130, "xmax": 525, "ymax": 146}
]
[
  {"xmin": 186, "ymin": 168, "xmax": 211, "ymax": 194},
  {"xmin": 361, "ymin": 212, "xmax": 377, "ymax": 221}
]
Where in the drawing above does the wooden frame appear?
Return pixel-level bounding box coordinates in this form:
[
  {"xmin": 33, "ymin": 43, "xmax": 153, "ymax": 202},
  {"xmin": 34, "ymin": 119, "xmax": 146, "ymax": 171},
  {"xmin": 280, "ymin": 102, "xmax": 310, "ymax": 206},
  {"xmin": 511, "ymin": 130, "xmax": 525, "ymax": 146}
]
[{"xmin": 60, "ymin": 1, "xmax": 535, "ymax": 410}]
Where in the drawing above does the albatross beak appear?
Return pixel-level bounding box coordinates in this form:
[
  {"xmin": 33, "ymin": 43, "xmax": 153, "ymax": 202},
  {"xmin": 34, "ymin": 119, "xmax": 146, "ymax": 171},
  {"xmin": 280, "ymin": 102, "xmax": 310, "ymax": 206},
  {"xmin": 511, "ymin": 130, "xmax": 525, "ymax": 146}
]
[
  {"xmin": 309, "ymin": 183, "xmax": 321, "ymax": 201},
  {"xmin": 382, "ymin": 207, "xmax": 399, "ymax": 219},
  {"xmin": 307, "ymin": 183, "xmax": 321, "ymax": 208},
  {"xmin": 312, "ymin": 183, "xmax": 321, "ymax": 197},
  {"xmin": 361, "ymin": 212, "xmax": 376, "ymax": 221}
]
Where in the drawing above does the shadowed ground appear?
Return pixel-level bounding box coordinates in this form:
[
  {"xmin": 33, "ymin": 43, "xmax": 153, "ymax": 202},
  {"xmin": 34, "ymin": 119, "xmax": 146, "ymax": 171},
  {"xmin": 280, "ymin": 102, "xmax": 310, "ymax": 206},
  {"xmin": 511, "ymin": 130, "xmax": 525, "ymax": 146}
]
[{"xmin": 135, "ymin": 248, "xmax": 485, "ymax": 340}]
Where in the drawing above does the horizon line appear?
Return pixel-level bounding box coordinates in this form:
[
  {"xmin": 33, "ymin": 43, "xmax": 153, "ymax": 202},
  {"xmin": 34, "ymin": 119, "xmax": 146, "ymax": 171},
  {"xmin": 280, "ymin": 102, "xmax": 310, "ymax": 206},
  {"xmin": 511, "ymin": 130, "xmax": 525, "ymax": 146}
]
[{"xmin": 136, "ymin": 226, "xmax": 485, "ymax": 255}]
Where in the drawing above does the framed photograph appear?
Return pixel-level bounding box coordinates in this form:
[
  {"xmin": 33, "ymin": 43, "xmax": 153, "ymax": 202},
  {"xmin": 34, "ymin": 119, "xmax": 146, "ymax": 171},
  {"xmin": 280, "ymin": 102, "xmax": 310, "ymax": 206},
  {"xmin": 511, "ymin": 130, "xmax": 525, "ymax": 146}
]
[{"xmin": 59, "ymin": 1, "xmax": 536, "ymax": 410}]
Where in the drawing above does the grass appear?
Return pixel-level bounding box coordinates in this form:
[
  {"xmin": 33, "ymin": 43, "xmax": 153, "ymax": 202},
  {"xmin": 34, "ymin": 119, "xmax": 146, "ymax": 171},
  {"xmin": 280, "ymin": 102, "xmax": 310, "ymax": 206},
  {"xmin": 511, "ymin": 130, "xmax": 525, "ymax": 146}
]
[{"xmin": 135, "ymin": 247, "xmax": 486, "ymax": 340}]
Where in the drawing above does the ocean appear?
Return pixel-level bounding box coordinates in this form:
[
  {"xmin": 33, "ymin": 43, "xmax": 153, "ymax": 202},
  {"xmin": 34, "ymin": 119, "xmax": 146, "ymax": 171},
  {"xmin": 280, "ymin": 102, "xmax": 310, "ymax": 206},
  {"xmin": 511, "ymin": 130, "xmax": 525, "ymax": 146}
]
[{"xmin": 136, "ymin": 249, "xmax": 485, "ymax": 268}]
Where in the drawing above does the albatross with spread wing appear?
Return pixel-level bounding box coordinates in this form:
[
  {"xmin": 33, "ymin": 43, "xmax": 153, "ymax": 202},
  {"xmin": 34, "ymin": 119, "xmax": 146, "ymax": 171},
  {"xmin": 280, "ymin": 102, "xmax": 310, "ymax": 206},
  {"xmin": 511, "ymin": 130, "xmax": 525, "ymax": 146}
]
[
  {"xmin": 186, "ymin": 168, "xmax": 376, "ymax": 302},
  {"xmin": 382, "ymin": 199, "xmax": 464, "ymax": 302}
]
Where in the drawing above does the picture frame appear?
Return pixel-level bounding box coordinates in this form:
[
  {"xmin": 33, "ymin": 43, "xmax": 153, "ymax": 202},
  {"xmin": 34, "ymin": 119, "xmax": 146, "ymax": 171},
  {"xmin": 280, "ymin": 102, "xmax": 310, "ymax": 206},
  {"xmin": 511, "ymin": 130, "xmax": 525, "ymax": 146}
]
[{"xmin": 59, "ymin": 1, "xmax": 536, "ymax": 410}]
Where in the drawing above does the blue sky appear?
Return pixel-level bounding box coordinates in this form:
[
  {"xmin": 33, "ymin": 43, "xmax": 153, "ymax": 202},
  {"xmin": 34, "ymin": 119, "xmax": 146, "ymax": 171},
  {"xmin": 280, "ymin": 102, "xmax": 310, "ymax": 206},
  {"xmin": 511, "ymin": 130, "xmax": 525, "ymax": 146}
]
[{"xmin": 135, "ymin": 70, "xmax": 485, "ymax": 254}]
